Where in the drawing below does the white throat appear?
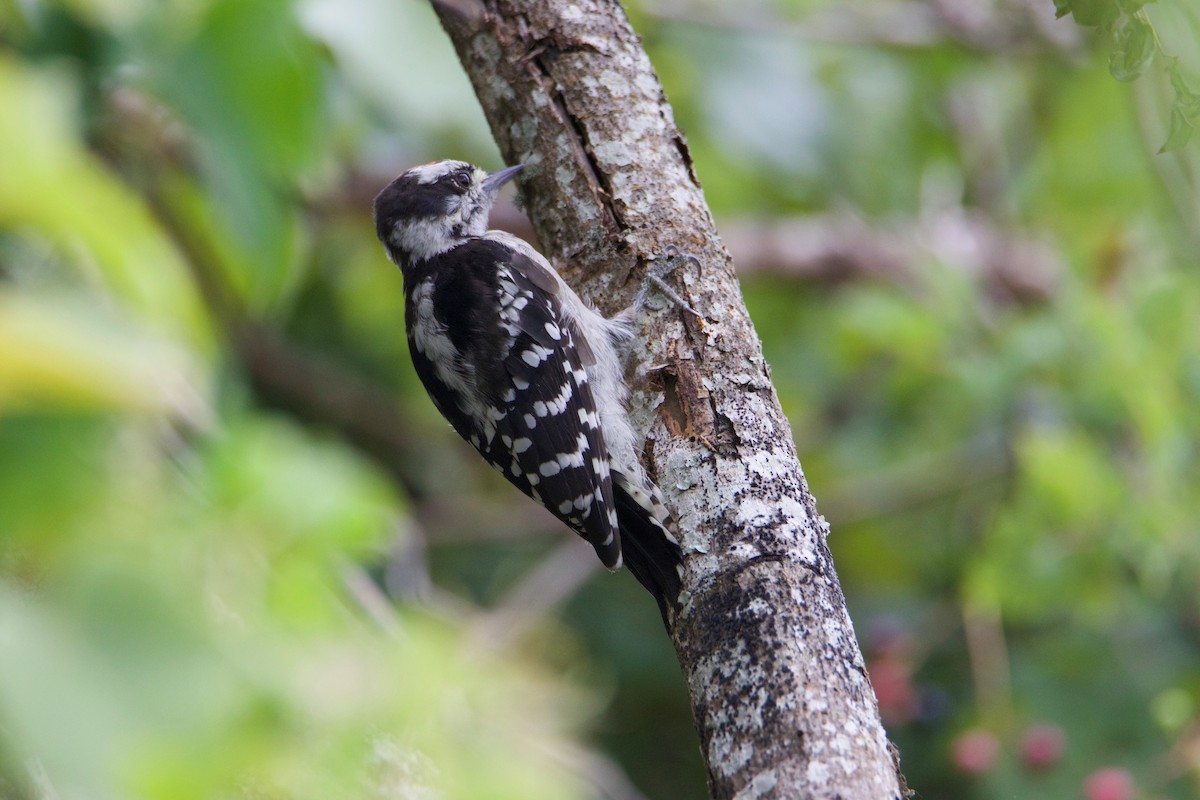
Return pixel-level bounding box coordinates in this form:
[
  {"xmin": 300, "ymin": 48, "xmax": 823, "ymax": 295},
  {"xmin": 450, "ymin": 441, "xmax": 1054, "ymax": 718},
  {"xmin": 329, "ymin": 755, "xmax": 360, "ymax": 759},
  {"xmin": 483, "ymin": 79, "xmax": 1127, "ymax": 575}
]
[
  {"xmin": 392, "ymin": 217, "xmax": 465, "ymax": 263},
  {"xmin": 391, "ymin": 195, "xmax": 491, "ymax": 264}
]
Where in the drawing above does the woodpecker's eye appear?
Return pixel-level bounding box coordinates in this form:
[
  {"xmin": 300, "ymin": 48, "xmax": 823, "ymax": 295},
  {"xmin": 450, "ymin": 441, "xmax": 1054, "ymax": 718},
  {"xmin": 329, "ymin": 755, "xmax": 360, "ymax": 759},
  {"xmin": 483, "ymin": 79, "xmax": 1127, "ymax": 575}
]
[{"xmin": 450, "ymin": 170, "xmax": 473, "ymax": 191}]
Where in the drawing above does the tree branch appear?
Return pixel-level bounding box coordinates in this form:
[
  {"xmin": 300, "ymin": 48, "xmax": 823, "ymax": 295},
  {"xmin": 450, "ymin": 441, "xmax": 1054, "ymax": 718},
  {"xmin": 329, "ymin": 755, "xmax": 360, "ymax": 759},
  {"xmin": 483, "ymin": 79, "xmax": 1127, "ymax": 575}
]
[{"xmin": 428, "ymin": 0, "xmax": 908, "ymax": 795}]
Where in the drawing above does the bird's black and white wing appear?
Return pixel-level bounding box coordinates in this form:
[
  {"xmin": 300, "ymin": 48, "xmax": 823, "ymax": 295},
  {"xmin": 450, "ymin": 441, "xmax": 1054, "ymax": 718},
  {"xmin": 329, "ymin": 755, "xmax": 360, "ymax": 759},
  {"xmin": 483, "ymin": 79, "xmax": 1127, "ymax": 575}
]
[{"xmin": 404, "ymin": 238, "xmax": 622, "ymax": 568}]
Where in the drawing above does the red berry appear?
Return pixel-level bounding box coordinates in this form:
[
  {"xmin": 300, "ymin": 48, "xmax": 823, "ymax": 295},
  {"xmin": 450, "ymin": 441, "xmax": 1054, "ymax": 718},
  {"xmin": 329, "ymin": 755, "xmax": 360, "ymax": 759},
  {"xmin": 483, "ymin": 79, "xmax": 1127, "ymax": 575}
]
[
  {"xmin": 1020, "ymin": 723, "xmax": 1065, "ymax": 772},
  {"xmin": 869, "ymin": 658, "xmax": 917, "ymax": 725},
  {"xmin": 951, "ymin": 728, "xmax": 1000, "ymax": 776},
  {"xmin": 1083, "ymin": 767, "xmax": 1134, "ymax": 800}
]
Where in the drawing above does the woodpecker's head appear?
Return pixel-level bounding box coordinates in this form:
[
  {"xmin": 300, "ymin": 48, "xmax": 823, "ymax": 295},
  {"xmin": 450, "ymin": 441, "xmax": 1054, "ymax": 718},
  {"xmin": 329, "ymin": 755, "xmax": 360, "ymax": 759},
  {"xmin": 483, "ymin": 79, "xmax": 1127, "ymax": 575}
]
[{"xmin": 373, "ymin": 160, "xmax": 524, "ymax": 267}]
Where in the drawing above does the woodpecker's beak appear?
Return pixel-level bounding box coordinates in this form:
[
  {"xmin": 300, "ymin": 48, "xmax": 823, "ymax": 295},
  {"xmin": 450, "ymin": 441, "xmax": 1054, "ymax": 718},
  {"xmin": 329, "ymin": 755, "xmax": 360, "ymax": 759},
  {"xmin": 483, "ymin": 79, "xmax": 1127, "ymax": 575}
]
[{"xmin": 482, "ymin": 164, "xmax": 524, "ymax": 194}]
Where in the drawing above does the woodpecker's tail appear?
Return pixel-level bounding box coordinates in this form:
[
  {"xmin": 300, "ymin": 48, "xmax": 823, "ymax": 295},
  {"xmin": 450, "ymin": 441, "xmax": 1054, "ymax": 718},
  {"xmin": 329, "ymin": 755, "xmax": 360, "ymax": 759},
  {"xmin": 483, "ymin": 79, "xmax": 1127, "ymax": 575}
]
[{"xmin": 611, "ymin": 471, "xmax": 684, "ymax": 627}]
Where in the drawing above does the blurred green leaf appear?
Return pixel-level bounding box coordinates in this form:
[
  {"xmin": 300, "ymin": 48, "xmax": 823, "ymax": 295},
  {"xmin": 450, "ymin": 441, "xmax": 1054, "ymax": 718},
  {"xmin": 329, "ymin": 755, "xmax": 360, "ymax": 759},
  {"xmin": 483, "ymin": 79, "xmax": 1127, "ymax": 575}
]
[
  {"xmin": 1109, "ymin": 14, "xmax": 1156, "ymax": 81},
  {"xmin": 201, "ymin": 416, "xmax": 396, "ymax": 555},
  {"xmin": 163, "ymin": 0, "xmax": 324, "ymax": 175},
  {"xmin": 0, "ymin": 406, "xmax": 593, "ymax": 799},
  {"xmin": 56, "ymin": 0, "xmax": 152, "ymax": 31},
  {"xmin": 835, "ymin": 288, "xmax": 946, "ymax": 369},
  {"xmin": 1016, "ymin": 428, "xmax": 1123, "ymax": 526},
  {"xmin": 0, "ymin": 57, "xmax": 209, "ymax": 346},
  {"xmin": 1060, "ymin": 0, "xmax": 1122, "ymax": 28},
  {"xmin": 148, "ymin": 0, "xmax": 327, "ymax": 312},
  {"xmin": 0, "ymin": 414, "xmax": 113, "ymax": 560},
  {"xmin": 1160, "ymin": 67, "xmax": 1200, "ymax": 152},
  {"xmin": 0, "ymin": 291, "xmax": 204, "ymax": 415}
]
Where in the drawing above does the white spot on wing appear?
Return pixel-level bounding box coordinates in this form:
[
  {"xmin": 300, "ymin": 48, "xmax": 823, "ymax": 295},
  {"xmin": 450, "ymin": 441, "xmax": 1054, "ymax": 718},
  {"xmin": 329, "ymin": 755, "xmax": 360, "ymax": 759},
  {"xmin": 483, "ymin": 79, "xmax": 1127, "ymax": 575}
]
[{"xmin": 558, "ymin": 450, "xmax": 585, "ymax": 469}]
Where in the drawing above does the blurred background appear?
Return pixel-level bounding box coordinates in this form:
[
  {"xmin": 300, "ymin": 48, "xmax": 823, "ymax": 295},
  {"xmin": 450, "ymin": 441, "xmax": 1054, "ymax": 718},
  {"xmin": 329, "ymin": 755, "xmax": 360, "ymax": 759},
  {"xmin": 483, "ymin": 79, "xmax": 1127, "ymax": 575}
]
[{"xmin": 1, "ymin": 0, "xmax": 1198, "ymax": 797}]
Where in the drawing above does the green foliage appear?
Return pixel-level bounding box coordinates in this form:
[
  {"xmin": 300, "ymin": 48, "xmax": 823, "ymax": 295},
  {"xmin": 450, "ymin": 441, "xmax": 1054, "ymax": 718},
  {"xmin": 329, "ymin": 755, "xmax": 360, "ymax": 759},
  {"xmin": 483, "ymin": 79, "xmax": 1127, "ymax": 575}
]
[
  {"xmin": 0, "ymin": 406, "xmax": 593, "ymax": 798},
  {"xmin": 1163, "ymin": 61, "xmax": 1200, "ymax": 151},
  {"xmin": 0, "ymin": 400, "xmax": 594, "ymax": 799},
  {"xmin": 0, "ymin": 58, "xmax": 207, "ymax": 344},
  {"xmin": 0, "ymin": 2, "xmax": 595, "ymax": 797},
  {"xmin": 1055, "ymin": 0, "xmax": 1200, "ymax": 149},
  {"xmin": 146, "ymin": 0, "xmax": 326, "ymax": 309}
]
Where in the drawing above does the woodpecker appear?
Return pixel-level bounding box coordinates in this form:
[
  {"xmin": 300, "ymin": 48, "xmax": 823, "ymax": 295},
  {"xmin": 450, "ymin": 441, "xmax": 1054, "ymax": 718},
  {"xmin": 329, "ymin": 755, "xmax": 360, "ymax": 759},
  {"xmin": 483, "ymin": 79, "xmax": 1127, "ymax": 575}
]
[{"xmin": 373, "ymin": 160, "xmax": 683, "ymax": 621}]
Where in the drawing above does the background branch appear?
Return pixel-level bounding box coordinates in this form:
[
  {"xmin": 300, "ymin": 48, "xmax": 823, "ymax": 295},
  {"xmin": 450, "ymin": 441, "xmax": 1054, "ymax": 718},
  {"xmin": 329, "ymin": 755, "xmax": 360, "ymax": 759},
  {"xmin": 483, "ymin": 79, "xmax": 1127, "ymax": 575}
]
[
  {"xmin": 349, "ymin": 171, "xmax": 1062, "ymax": 303},
  {"xmin": 640, "ymin": 0, "xmax": 1082, "ymax": 54}
]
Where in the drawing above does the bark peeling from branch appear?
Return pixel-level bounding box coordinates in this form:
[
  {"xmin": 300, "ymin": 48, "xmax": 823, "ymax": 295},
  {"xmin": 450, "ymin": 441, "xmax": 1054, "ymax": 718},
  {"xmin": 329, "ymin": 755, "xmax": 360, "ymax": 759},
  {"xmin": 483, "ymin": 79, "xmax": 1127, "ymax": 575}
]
[{"xmin": 430, "ymin": 0, "xmax": 908, "ymax": 796}]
